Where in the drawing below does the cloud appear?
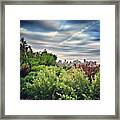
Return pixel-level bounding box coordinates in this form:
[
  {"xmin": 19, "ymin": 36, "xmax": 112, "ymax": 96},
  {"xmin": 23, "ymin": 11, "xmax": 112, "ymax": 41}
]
[
  {"xmin": 39, "ymin": 20, "xmax": 62, "ymax": 31},
  {"xmin": 20, "ymin": 20, "xmax": 100, "ymax": 62},
  {"xmin": 20, "ymin": 28, "xmax": 57, "ymax": 37},
  {"xmin": 20, "ymin": 20, "xmax": 63, "ymax": 32}
]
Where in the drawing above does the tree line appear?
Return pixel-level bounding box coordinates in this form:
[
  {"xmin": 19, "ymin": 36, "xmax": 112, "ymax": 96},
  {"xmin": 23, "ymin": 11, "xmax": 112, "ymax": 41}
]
[{"xmin": 20, "ymin": 38, "xmax": 57, "ymax": 77}]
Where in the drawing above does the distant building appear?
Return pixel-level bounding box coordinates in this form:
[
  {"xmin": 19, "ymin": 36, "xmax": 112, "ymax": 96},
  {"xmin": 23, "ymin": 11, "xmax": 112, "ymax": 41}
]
[
  {"xmin": 84, "ymin": 59, "xmax": 86, "ymax": 63},
  {"xmin": 57, "ymin": 60, "xmax": 62, "ymax": 66},
  {"xmin": 73, "ymin": 60, "xmax": 81, "ymax": 64},
  {"xmin": 57, "ymin": 59, "xmax": 99, "ymax": 69}
]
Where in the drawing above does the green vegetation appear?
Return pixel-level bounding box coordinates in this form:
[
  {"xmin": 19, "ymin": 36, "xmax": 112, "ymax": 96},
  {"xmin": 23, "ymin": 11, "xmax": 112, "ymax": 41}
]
[{"xmin": 20, "ymin": 38, "xmax": 100, "ymax": 100}]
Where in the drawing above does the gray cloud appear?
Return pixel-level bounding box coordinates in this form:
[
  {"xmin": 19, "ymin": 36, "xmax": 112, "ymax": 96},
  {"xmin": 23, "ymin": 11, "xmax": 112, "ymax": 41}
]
[{"xmin": 20, "ymin": 20, "xmax": 100, "ymax": 63}]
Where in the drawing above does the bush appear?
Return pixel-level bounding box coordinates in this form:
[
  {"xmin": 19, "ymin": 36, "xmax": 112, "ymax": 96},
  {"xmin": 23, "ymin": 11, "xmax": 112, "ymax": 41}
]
[
  {"xmin": 20, "ymin": 65, "xmax": 100, "ymax": 100},
  {"xmin": 20, "ymin": 63, "xmax": 30, "ymax": 77}
]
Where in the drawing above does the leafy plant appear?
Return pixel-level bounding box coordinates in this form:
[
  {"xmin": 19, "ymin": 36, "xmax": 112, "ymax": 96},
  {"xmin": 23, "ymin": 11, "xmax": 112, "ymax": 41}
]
[
  {"xmin": 20, "ymin": 65, "xmax": 100, "ymax": 100},
  {"xmin": 20, "ymin": 39, "xmax": 100, "ymax": 100}
]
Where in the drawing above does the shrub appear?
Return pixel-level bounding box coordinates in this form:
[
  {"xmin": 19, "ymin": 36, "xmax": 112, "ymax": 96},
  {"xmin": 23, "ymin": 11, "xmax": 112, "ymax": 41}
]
[{"xmin": 20, "ymin": 65, "xmax": 100, "ymax": 100}]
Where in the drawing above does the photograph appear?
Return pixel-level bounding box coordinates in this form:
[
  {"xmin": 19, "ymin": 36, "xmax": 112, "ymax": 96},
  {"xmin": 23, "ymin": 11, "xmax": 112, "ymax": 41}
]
[
  {"xmin": 1, "ymin": 0, "xmax": 118, "ymax": 118},
  {"xmin": 20, "ymin": 20, "xmax": 100, "ymax": 100}
]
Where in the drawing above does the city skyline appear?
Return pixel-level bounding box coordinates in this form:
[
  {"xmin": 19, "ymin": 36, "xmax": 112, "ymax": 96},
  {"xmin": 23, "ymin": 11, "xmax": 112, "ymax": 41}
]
[{"xmin": 20, "ymin": 20, "xmax": 100, "ymax": 63}]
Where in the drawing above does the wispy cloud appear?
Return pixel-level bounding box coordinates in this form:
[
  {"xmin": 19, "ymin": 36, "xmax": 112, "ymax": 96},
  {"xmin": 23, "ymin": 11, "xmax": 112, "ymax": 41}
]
[{"xmin": 20, "ymin": 20, "xmax": 100, "ymax": 63}]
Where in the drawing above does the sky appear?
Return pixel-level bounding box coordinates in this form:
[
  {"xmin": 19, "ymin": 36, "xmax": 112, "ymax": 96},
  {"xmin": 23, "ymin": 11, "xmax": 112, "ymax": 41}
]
[{"xmin": 20, "ymin": 20, "xmax": 100, "ymax": 63}]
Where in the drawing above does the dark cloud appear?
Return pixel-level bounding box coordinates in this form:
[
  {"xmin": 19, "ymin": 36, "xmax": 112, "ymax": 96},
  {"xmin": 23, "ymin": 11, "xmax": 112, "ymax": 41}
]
[{"xmin": 20, "ymin": 20, "xmax": 62, "ymax": 32}]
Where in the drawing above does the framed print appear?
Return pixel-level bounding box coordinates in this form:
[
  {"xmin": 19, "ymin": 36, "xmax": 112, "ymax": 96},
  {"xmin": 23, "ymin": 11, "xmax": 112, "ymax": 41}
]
[{"xmin": 0, "ymin": 0, "xmax": 119, "ymax": 119}]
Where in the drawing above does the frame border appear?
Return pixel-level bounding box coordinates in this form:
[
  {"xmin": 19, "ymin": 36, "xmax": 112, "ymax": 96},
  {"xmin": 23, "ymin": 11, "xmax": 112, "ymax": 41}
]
[{"xmin": 0, "ymin": 0, "xmax": 119, "ymax": 119}]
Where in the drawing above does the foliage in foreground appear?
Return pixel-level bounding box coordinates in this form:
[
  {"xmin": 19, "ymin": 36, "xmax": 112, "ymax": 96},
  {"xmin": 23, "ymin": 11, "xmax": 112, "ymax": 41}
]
[
  {"xmin": 20, "ymin": 38, "xmax": 100, "ymax": 100},
  {"xmin": 20, "ymin": 65, "xmax": 100, "ymax": 100}
]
